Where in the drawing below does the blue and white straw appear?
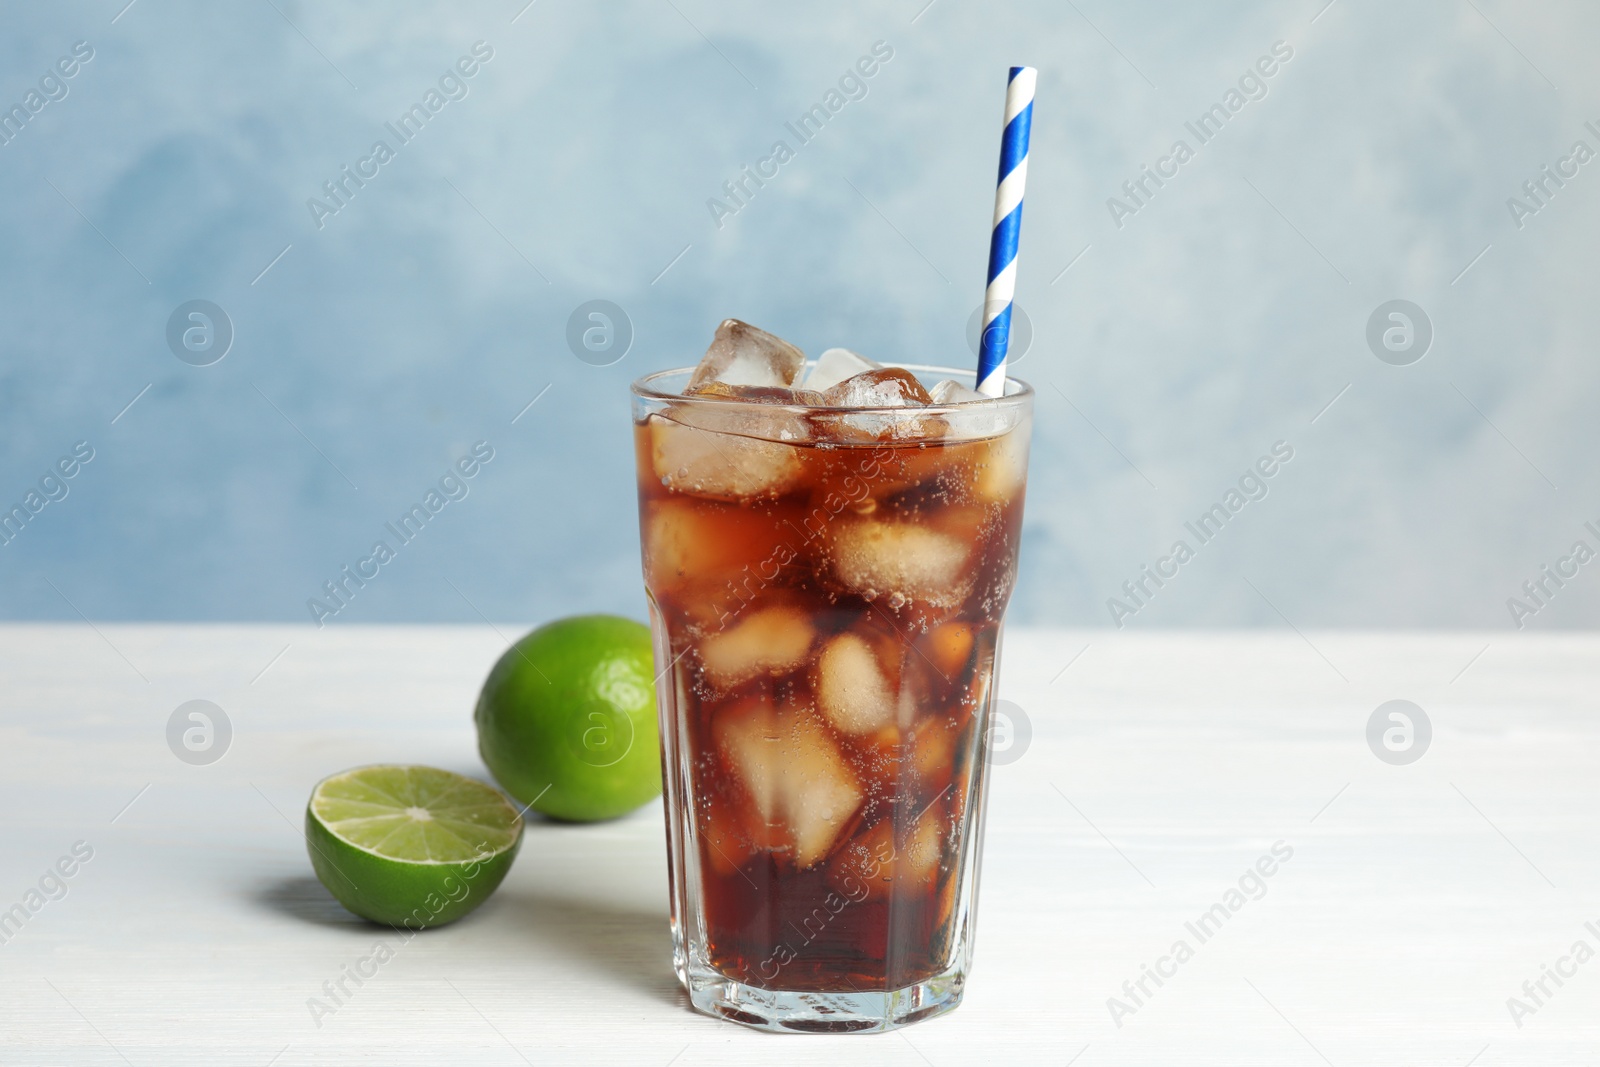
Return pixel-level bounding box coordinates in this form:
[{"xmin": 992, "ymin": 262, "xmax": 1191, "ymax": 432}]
[{"xmin": 976, "ymin": 65, "xmax": 1036, "ymax": 398}]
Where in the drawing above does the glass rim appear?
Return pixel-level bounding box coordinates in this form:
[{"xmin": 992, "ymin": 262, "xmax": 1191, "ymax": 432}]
[{"xmin": 629, "ymin": 363, "xmax": 1033, "ymax": 416}]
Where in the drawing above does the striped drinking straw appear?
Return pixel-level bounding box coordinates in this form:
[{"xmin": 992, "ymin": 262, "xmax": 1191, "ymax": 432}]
[{"xmin": 976, "ymin": 65, "xmax": 1036, "ymax": 397}]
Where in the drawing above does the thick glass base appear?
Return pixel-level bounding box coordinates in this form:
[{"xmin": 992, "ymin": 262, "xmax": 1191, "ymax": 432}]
[{"xmin": 685, "ymin": 965, "xmax": 966, "ymax": 1034}]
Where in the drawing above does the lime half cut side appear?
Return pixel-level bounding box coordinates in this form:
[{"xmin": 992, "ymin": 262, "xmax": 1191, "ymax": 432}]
[{"xmin": 305, "ymin": 765, "xmax": 523, "ymax": 929}]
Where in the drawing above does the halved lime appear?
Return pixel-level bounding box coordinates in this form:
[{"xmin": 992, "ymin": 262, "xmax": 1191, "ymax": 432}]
[{"xmin": 304, "ymin": 765, "xmax": 523, "ymax": 929}]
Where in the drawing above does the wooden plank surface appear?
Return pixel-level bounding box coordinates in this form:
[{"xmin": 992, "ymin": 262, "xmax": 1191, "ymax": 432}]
[{"xmin": 1, "ymin": 625, "xmax": 1596, "ymax": 1065}]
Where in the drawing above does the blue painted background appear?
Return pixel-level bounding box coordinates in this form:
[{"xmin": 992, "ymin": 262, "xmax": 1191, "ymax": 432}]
[{"xmin": 2, "ymin": 0, "xmax": 1597, "ymax": 631}]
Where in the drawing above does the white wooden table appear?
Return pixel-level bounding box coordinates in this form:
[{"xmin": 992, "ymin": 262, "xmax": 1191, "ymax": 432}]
[{"xmin": 2, "ymin": 625, "xmax": 1596, "ymax": 1065}]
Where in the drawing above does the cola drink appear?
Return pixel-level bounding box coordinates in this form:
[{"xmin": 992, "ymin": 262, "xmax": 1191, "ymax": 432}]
[{"xmin": 632, "ymin": 321, "xmax": 1032, "ymax": 1032}]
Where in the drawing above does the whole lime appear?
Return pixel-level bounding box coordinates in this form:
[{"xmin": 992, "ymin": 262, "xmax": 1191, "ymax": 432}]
[{"xmin": 474, "ymin": 614, "xmax": 661, "ymax": 822}]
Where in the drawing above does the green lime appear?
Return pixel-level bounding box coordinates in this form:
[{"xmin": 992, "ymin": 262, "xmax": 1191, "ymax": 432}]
[
  {"xmin": 304, "ymin": 765, "xmax": 522, "ymax": 929},
  {"xmin": 474, "ymin": 614, "xmax": 661, "ymax": 822}
]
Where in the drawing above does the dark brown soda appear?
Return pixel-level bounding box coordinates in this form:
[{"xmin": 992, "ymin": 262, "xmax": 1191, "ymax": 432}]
[{"xmin": 636, "ymin": 409, "xmax": 1026, "ymax": 992}]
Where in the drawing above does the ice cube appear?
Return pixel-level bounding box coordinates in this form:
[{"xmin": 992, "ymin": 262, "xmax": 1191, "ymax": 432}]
[
  {"xmin": 686, "ymin": 382, "xmax": 824, "ymax": 406},
  {"xmin": 930, "ymin": 863, "xmax": 958, "ymax": 957},
  {"xmin": 642, "ymin": 498, "xmax": 780, "ymax": 624},
  {"xmin": 802, "ymin": 348, "xmax": 879, "ymax": 393},
  {"xmin": 912, "ymin": 719, "xmax": 958, "ymax": 779},
  {"xmin": 925, "ymin": 503, "xmax": 997, "ymax": 549},
  {"xmin": 816, "ymin": 368, "xmax": 941, "ymax": 442},
  {"xmin": 827, "ymin": 819, "xmax": 895, "ymax": 900},
  {"xmin": 974, "ymin": 424, "xmax": 1030, "ymax": 503},
  {"xmin": 686, "ymin": 319, "xmax": 805, "ymax": 392},
  {"xmin": 928, "ymin": 379, "xmax": 985, "ymax": 405},
  {"xmin": 896, "ymin": 668, "xmax": 919, "ymax": 731},
  {"xmin": 821, "ymin": 367, "xmax": 933, "ymax": 408},
  {"xmin": 901, "ymin": 806, "xmax": 942, "ymax": 881},
  {"xmin": 648, "ymin": 411, "xmax": 802, "ymax": 501},
  {"xmin": 825, "ymin": 807, "xmax": 941, "ymax": 897},
  {"xmin": 924, "ymin": 621, "xmax": 975, "ymax": 679},
  {"xmin": 715, "ymin": 698, "xmax": 863, "ymax": 868},
  {"xmin": 698, "ymin": 604, "xmax": 815, "ymax": 689},
  {"xmin": 821, "ymin": 439, "xmax": 952, "ymax": 501},
  {"xmin": 928, "ymin": 375, "xmax": 1027, "ymax": 449},
  {"xmin": 831, "ymin": 519, "xmax": 974, "ymax": 609},
  {"xmin": 644, "ymin": 500, "xmax": 729, "ymax": 589},
  {"xmin": 815, "ymin": 632, "xmax": 897, "ymax": 735}
]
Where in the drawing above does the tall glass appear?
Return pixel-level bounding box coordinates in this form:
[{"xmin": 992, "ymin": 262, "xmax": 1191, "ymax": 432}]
[{"xmin": 630, "ymin": 364, "xmax": 1032, "ymax": 1033}]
